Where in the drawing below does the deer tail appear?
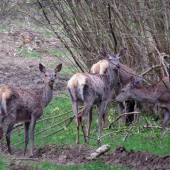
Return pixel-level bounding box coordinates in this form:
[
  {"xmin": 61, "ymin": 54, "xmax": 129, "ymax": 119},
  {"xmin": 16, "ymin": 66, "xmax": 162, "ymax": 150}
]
[{"xmin": 1, "ymin": 93, "xmax": 7, "ymax": 114}]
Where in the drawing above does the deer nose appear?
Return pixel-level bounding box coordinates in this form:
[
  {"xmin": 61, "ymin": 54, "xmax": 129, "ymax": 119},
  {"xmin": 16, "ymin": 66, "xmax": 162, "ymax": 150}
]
[
  {"xmin": 50, "ymin": 78, "xmax": 54, "ymax": 82},
  {"xmin": 117, "ymin": 63, "xmax": 120, "ymax": 68}
]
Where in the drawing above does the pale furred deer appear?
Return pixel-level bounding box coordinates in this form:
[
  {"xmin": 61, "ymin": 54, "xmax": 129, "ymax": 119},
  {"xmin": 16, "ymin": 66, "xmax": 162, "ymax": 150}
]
[
  {"xmin": 115, "ymin": 76, "xmax": 170, "ymax": 136},
  {"xmin": 67, "ymin": 48, "xmax": 127, "ymax": 144},
  {"xmin": 90, "ymin": 59, "xmax": 141, "ymax": 125},
  {"xmin": 0, "ymin": 63, "xmax": 62, "ymax": 157}
]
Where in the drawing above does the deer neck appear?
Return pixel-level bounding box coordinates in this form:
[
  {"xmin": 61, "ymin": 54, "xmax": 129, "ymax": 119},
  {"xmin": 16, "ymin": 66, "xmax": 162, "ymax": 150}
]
[
  {"xmin": 132, "ymin": 86, "xmax": 158, "ymax": 104},
  {"xmin": 38, "ymin": 82, "xmax": 54, "ymax": 107},
  {"xmin": 105, "ymin": 64, "xmax": 118, "ymax": 90}
]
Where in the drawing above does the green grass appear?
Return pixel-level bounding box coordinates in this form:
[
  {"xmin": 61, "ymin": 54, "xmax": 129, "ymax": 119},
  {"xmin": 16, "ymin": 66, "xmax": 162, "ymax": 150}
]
[
  {"xmin": 1, "ymin": 95, "xmax": 170, "ymax": 169},
  {"xmin": 8, "ymin": 95, "xmax": 170, "ymax": 156},
  {"xmin": 22, "ymin": 161, "xmax": 130, "ymax": 170}
]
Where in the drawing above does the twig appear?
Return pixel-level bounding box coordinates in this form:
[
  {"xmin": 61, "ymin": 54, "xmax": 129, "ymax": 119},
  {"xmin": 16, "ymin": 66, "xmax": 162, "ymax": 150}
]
[
  {"xmin": 42, "ymin": 116, "xmax": 74, "ymax": 139},
  {"xmin": 155, "ymin": 47, "xmax": 169, "ymax": 76},
  {"xmin": 11, "ymin": 158, "xmax": 39, "ymax": 161},
  {"xmin": 109, "ymin": 112, "xmax": 140, "ymax": 129},
  {"xmin": 143, "ymin": 125, "xmax": 162, "ymax": 129},
  {"xmin": 144, "ymin": 117, "xmax": 154, "ymax": 133},
  {"xmin": 14, "ymin": 122, "xmax": 23, "ymax": 129},
  {"xmin": 140, "ymin": 65, "xmax": 162, "ymax": 76},
  {"xmin": 37, "ymin": 107, "xmax": 82, "ymax": 123},
  {"xmin": 99, "ymin": 129, "xmax": 127, "ymax": 140},
  {"xmin": 123, "ymin": 126, "xmax": 133, "ymax": 142}
]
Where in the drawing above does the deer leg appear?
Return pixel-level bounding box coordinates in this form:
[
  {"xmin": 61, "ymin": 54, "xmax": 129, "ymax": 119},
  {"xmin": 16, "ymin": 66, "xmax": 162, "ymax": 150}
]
[
  {"xmin": 98, "ymin": 102, "xmax": 105, "ymax": 142},
  {"xmin": 70, "ymin": 100, "xmax": 79, "ymax": 144},
  {"xmin": 87, "ymin": 107, "xmax": 93, "ymax": 140},
  {"xmin": 80, "ymin": 105, "xmax": 92, "ymax": 143},
  {"xmin": 118, "ymin": 102, "xmax": 126, "ymax": 124},
  {"xmin": 136, "ymin": 102, "xmax": 142, "ymax": 122},
  {"xmin": 6, "ymin": 122, "xmax": 15, "ymax": 155},
  {"xmin": 0, "ymin": 110, "xmax": 5, "ymax": 153},
  {"xmin": 24, "ymin": 122, "xmax": 30, "ymax": 156},
  {"xmin": 76, "ymin": 117, "xmax": 80, "ymax": 144},
  {"xmin": 102, "ymin": 110, "xmax": 108, "ymax": 128},
  {"xmin": 161, "ymin": 109, "xmax": 170, "ymax": 137},
  {"xmin": 30, "ymin": 115, "xmax": 37, "ymax": 158}
]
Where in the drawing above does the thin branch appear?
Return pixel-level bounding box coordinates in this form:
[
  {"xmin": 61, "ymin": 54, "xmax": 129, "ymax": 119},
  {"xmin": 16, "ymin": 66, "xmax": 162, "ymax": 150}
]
[
  {"xmin": 99, "ymin": 129, "xmax": 127, "ymax": 140},
  {"xmin": 123, "ymin": 126, "xmax": 133, "ymax": 142},
  {"xmin": 140, "ymin": 65, "xmax": 162, "ymax": 76},
  {"xmin": 109, "ymin": 112, "xmax": 141, "ymax": 129},
  {"xmin": 42, "ymin": 116, "xmax": 74, "ymax": 139}
]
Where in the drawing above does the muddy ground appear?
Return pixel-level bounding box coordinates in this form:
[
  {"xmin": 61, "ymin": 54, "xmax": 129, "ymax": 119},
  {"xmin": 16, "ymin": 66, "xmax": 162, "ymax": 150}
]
[
  {"xmin": 8, "ymin": 144, "xmax": 170, "ymax": 170},
  {"xmin": 0, "ymin": 30, "xmax": 170, "ymax": 170}
]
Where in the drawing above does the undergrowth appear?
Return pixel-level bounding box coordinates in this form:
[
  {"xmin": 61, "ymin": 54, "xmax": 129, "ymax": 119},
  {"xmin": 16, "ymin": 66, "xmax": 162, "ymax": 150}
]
[{"xmin": 1, "ymin": 95, "xmax": 170, "ymax": 169}]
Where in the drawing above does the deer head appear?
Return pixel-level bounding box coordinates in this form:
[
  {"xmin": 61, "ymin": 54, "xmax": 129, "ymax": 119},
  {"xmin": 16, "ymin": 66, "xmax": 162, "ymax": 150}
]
[
  {"xmin": 39, "ymin": 63, "xmax": 62, "ymax": 86},
  {"xmin": 101, "ymin": 48, "xmax": 127, "ymax": 70},
  {"xmin": 115, "ymin": 76, "xmax": 142, "ymax": 102}
]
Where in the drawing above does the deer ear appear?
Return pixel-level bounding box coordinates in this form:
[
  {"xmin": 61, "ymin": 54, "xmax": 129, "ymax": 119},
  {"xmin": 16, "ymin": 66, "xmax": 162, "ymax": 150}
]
[
  {"xmin": 119, "ymin": 48, "xmax": 127, "ymax": 57},
  {"xmin": 39, "ymin": 63, "xmax": 46, "ymax": 73},
  {"xmin": 134, "ymin": 77, "xmax": 142, "ymax": 86},
  {"xmin": 55, "ymin": 63, "xmax": 62, "ymax": 73},
  {"xmin": 130, "ymin": 76, "xmax": 135, "ymax": 83},
  {"xmin": 101, "ymin": 50, "xmax": 107, "ymax": 57}
]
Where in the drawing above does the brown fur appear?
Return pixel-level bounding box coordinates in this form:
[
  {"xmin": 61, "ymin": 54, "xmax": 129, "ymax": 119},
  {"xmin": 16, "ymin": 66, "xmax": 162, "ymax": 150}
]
[
  {"xmin": 115, "ymin": 76, "xmax": 170, "ymax": 136},
  {"xmin": 68, "ymin": 48, "xmax": 127, "ymax": 144},
  {"xmin": 90, "ymin": 59, "xmax": 139, "ymax": 125},
  {"xmin": 0, "ymin": 63, "xmax": 62, "ymax": 157}
]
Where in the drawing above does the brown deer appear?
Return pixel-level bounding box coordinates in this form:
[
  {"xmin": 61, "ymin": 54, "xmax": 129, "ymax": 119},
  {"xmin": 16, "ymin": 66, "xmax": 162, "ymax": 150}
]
[
  {"xmin": 67, "ymin": 48, "xmax": 127, "ymax": 144},
  {"xmin": 90, "ymin": 59, "xmax": 141, "ymax": 125},
  {"xmin": 0, "ymin": 63, "xmax": 62, "ymax": 157},
  {"xmin": 115, "ymin": 76, "xmax": 170, "ymax": 136}
]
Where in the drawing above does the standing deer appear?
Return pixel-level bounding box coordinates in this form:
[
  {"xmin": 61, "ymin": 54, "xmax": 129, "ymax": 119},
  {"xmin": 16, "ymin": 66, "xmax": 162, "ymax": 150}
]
[
  {"xmin": 0, "ymin": 63, "xmax": 62, "ymax": 157},
  {"xmin": 115, "ymin": 76, "xmax": 170, "ymax": 136},
  {"xmin": 90, "ymin": 58, "xmax": 141, "ymax": 126},
  {"xmin": 67, "ymin": 48, "xmax": 127, "ymax": 144}
]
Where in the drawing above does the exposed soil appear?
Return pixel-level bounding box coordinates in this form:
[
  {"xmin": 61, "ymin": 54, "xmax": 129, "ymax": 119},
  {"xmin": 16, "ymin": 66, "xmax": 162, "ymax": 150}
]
[
  {"xmin": 8, "ymin": 144, "xmax": 170, "ymax": 170},
  {"xmin": 0, "ymin": 29, "xmax": 69, "ymax": 96}
]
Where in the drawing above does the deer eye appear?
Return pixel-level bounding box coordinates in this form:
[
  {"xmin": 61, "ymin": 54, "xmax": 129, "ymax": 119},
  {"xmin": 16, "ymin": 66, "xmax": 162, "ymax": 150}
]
[
  {"xmin": 54, "ymin": 74, "xmax": 56, "ymax": 77},
  {"xmin": 121, "ymin": 90, "xmax": 124, "ymax": 93},
  {"xmin": 45, "ymin": 74, "xmax": 47, "ymax": 77}
]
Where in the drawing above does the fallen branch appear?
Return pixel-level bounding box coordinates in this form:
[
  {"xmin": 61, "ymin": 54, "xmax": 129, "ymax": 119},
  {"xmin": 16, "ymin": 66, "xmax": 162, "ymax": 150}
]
[
  {"xmin": 143, "ymin": 125, "xmax": 162, "ymax": 129},
  {"xmin": 14, "ymin": 122, "xmax": 23, "ymax": 129},
  {"xmin": 140, "ymin": 65, "xmax": 162, "ymax": 76},
  {"xmin": 86, "ymin": 144, "xmax": 111, "ymax": 160},
  {"xmin": 42, "ymin": 116, "xmax": 74, "ymax": 139},
  {"xmin": 123, "ymin": 126, "xmax": 133, "ymax": 142},
  {"xmin": 109, "ymin": 112, "xmax": 140, "ymax": 129},
  {"xmin": 11, "ymin": 158, "xmax": 39, "ymax": 161},
  {"xmin": 144, "ymin": 117, "xmax": 154, "ymax": 133},
  {"xmin": 99, "ymin": 129, "xmax": 128, "ymax": 140},
  {"xmin": 37, "ymin": 106, "xmax": 82, "ymax": 123}
]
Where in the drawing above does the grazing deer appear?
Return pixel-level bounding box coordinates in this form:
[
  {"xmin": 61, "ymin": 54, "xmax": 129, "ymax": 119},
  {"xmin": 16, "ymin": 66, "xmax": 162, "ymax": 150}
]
[
  {"xmin": 0, "ymin": 63, "xmax": 62, "ymax": 157},
  {"xmin": 67, "ymin": 48, "xmax": 127, "ymax": 144},
  {"xmin": 115, "ymin": 76, "xmax": 170, "ymax": 136},
  {"xmin": 90, "ymin": 58, "xmax": 141, "ymax": 125}
]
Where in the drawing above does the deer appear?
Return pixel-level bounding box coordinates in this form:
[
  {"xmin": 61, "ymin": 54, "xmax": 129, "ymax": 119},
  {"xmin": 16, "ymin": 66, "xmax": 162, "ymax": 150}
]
[
  {"xmin": 115, "ymin": 76, "xmax": 170, "ymax": 136},
  {"xmin": 67, "ymin": 48, "xmax": 127, "ymax": 144},
  {"xmin": 0, "ymin": 63, "xmax": 62, "ymax": 157},
  {"xmin": 90, "ymin": 57, "xmax": 142, "ymax": 126}
]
